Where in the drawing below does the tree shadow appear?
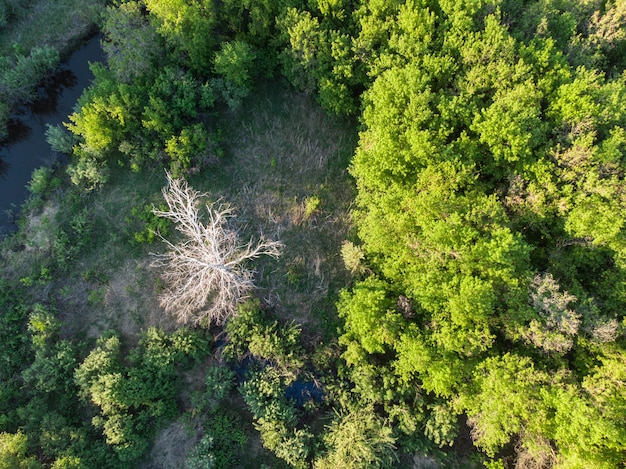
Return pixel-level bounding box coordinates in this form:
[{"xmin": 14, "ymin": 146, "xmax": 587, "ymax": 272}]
[
  {"xmin": 0, "ymin": 157, "xmax": 9, "ymax": 181},
  {"xmin": 31, "ymin": 69, "xmax": 78, "ymax": 115}
]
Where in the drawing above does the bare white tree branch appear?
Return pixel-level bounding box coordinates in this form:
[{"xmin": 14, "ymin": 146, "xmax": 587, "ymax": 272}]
[{"xmin": 151, "ymin": 173, "xmax": 282, "ymax": 325}]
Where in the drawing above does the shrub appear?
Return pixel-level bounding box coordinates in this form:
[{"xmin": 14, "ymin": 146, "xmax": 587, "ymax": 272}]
[
  {"xmin": 45, "ymin": 124, "xmax": 75, "ymax": 154},
  {"xmin": 127, "ymin": 203, "xmax": 171, "ymax": 245},
  {"xmin": 204, "ymin": 365, "xmax": 236, "ymax": 402},
  {"xmin": 27, "ymin": 167, "xmax": 61, "ymax": 197},
  {"xmin": 314, "ymin": 408, "xmax": 397, "ymax": 469},
  {"xmin": 66, "ymin": 157, "xmax": 109, "ymax": 190},
  {"xmin": 0, "ymin": 46, "xmax": 59, "ymax": 104},
  {"xmin": 186, "ymin": 412, "xmax": 247, "ymax": 469}
]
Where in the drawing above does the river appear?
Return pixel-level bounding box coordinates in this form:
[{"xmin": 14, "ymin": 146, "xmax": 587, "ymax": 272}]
[{"xmin": 0, "ymin": 36, "xmax": 104, "ymax": 237}]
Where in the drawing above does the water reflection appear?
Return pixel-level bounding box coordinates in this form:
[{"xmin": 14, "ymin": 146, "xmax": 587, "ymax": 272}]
[
  {"xmin": 0, "ymin": 35, "xmax": 104, "ymax": 237},
  {"xmin": 0, "ymin": 157, "xmax": 9, "ymax": 180},
  {"xmin": 4, "ymin": 118, "xmax": 32, "ymax": 146},
  {"xmin": 31, "ymin": 69, "xmax": 78, "ymax": 115}
]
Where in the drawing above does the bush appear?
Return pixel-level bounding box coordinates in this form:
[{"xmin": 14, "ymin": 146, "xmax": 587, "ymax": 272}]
[
  {"xmin": 66, "ymin": 156, "xmax": 109, "ymax": 189},
  {"xmin": 204, "ymin": 365, "xmax": 236, "ymax": 402},
  {"xmin": 0, "ymin": 431, "xmax": 42, "ymax": 468},
  {"xmin": 27, "ymin": 167, "xmax": 61, "ymax": 198},
  {"xmin": 186, "ymin": 412, "xmax": 247, "ymax": 469},
  {"xmin": 164, "ymin": 124, "xmax": 210, "ymax": 176},
  {"xmin": 0, "ymin": 46, "xmax": 59, "ymax": 104},
  {"xmin": 127, "ymin": 203, "xmax": 171, "ymax": 245},
  {"xmin": 314, "ymin": 408, "xmax": 397, "ymax": 469},
  {"xmin": 45, "ymin": 124, "xmax": 75, "ymax": 154},
  {"xmin": 225, "ymin": 301, "xmax": 303, "ymax": 375},
  {"xmin": 74, "ymin": 329, "xmax": 210, "ymax": 464},
  {"xmin": 213, "ymin": 40, "xmax": 256, "ymax": 89},
  {"xmin": 423, "ymin": 403, "xmax": 458, "ymax": 448},
  {"xmin": 255, "ymin": 418, "xmax": 312, "ymax": 469}
]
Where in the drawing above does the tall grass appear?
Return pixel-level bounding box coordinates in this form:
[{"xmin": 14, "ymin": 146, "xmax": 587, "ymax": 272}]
[
  {"xmin": 0, "ymin": 0, "xmax": 105, "ymax": 57},
  {"xmin": 0, "ymin": 0, "xmax": 106, "ymax": 139},
  {"xmin": 198, "ymin": 81, "xmax": 358, "ymax": 337}
]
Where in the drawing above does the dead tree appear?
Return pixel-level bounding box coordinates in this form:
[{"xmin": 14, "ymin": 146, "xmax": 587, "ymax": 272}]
[{"xmin": 151, "ymin": 173, "xmax": 282, "ymax": 325}]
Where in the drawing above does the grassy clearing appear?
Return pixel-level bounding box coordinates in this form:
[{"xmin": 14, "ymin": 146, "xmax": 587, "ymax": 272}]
[
  {"xmin": 198, "ymin": 81, "xmax": 357, "ymax": 339},
  {"xmin": 1, "ymin": 79, "xmax": 357, "ymax": 343}
]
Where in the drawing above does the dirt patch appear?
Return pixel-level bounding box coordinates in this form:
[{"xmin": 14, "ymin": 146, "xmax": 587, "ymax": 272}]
[
  {"xmin": 58, "ymin": 257, "xmax": 176, "ymax": 342},
  {"xmin": 142, "ymin": 420, "xmax": 201, "ymax": 469}
]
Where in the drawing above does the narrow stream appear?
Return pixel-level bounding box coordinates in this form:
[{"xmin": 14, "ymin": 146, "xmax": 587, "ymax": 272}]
[{"xmin": 0, "ymin": 36, "xmax": 104, "ymax": 237}]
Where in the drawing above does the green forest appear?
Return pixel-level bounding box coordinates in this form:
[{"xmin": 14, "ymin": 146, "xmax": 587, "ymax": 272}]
[{"xmin": 1, "ymin": 0, "xmax": 625, "ymax": 467}]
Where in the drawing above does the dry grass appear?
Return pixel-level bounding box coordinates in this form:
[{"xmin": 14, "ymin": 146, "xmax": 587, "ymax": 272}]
[
  {"xmin": 56, "ymin": 257, "xmax": 175, "ymax": 342},
  {"xmin": 204, "ymin": 83, "xmax": 357, "ymax": 338},
  {"xmin": 142, "ymin": 420, "xmax": 201, "ymax": 469},
  {"xmin": 1, "ymin": 82, "xmax": 356, "ymax": 346}
]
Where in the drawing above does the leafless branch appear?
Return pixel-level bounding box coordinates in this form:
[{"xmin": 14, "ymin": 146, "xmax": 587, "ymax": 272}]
[{"xmin": 151, "ymin": 173, "xmax": 282, "ymax": 325}]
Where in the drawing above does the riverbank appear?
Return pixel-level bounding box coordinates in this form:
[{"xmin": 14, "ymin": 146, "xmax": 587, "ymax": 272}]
[
  {"xmin": 0, "ymin": 0, "xmax": 105, "ymax": 58},
  {"xmin": 0, "ymin": 36, "xmax": 104, "ymax": 237},
  {"xmin": 0, "ymin": 0, "xmax": 106, "ymax": 141}
]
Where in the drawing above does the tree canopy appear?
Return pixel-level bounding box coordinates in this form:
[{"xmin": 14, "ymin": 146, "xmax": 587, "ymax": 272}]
[{"xmin": 2, "ymin": 0, "xmax": 626, "ymax": 467}]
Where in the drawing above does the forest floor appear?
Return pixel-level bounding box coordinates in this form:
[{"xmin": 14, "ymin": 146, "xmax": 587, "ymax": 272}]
[{"xmin": 1, "ymin": 80, "xmax": 358, "ymax": 467}]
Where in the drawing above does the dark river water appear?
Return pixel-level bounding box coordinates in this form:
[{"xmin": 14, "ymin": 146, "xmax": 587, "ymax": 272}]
[{"xmin": 0, "ymin": 36, "xmax": 104, "ymax": 237}]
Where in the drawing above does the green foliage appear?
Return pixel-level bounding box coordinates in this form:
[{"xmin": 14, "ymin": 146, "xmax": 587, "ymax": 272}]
[
  {"xmin": 127, "ymin": 203, "xmax": 171, "ymax": 245},
  {"xmin": 255, "ymin": 418, "xmax": 312, "ymax": 469},
  {"xmin": 204, "ymin": 365, "xmax": 236, "ymax": 403},
  {"xmin": 340, "ymin": 240, "xmax": 366, "ymax": 275},
  {"xmin": 0, "ymin": 431, "xmax": 42, "ymax": 469},
  {"xmin": 5, "ymin": 0, "xmax": 626, "ymax": 466},
  {"xmin": 143, "ymin": 0, "xmax": 224, "ymax": 75},
  {"xmin": 326, "ymin": 0, "xmax": 626, "ymax": 465},
  {"xmin": 101, "ymin": 1, "xmax": 162, "ymax": 83},
  {"xmin": 45, "ymin": 124, "xmax": 75, "ymax": 154},
  {"xmin": 164, "ymin": 123, "xmax": 210, "ymax": 176},
  {"xmin": 0, "ymin": 46, "xmax": 59, "ymax": 104},
  {"xmin": 66, "ymin": 156, "xmax": 110, "ymax": 189},
  {"xmin": 463, "ymin": 354, "xmax": 550, "ymax": 456},
  {"xmin": 0, "ymin": 281, "xmax": 31, "ymax": 430},
  {"xmin": 240, "ymin": 363, "xmax": 314, "ymax": 468},
  {"xmin": 27, "ymin": 304, "xmax": 60, "ymax": 349},
  {"xmin": 22, "ymin": 339, "xmax": 79, "ymax": 408},
  {"xmin": 186, "ymin": 411, "xmax": 247, "ymax": 469},
  {"xmin": 423, "ymin": 403, "xmax": 458, "ymax": 448},
  {"xmin": 65, "ymin": 59, "xmax": 218, "ymax": 180},
  {"xmin": 277, "ymin": 6, "xmax": 360, "ymax": 114},
  {"xmin": 27, "ymin": 167, "xmax": 61, "ymax": 198},
  {"xmin": 550, "ymin": 349, "xmax": 626, "ymax": 467},
  {"xmin": 213, "ymin": 40, "xmax": 257, "ymax": 90},
  {"xmin": 52, "ymin": 205, "xmax": 95, "ymax": 270},
  {"xmin": 338, "ymin": 276, "xmax": 402, "ymax": 356},
  {"xmin": 241, "ymin": 368, "xmax": 298, "ymax": 425},
  {"xmin": 314, "ymin": 408, "xmax": 397, "ymax": 469},
  {"xmin": 74, "ymin": 329, "xmax": 211, "ymax": 463},
  {"xmin": 225, "ymin": 301, "xmax": 304, "ymax": 376}
]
